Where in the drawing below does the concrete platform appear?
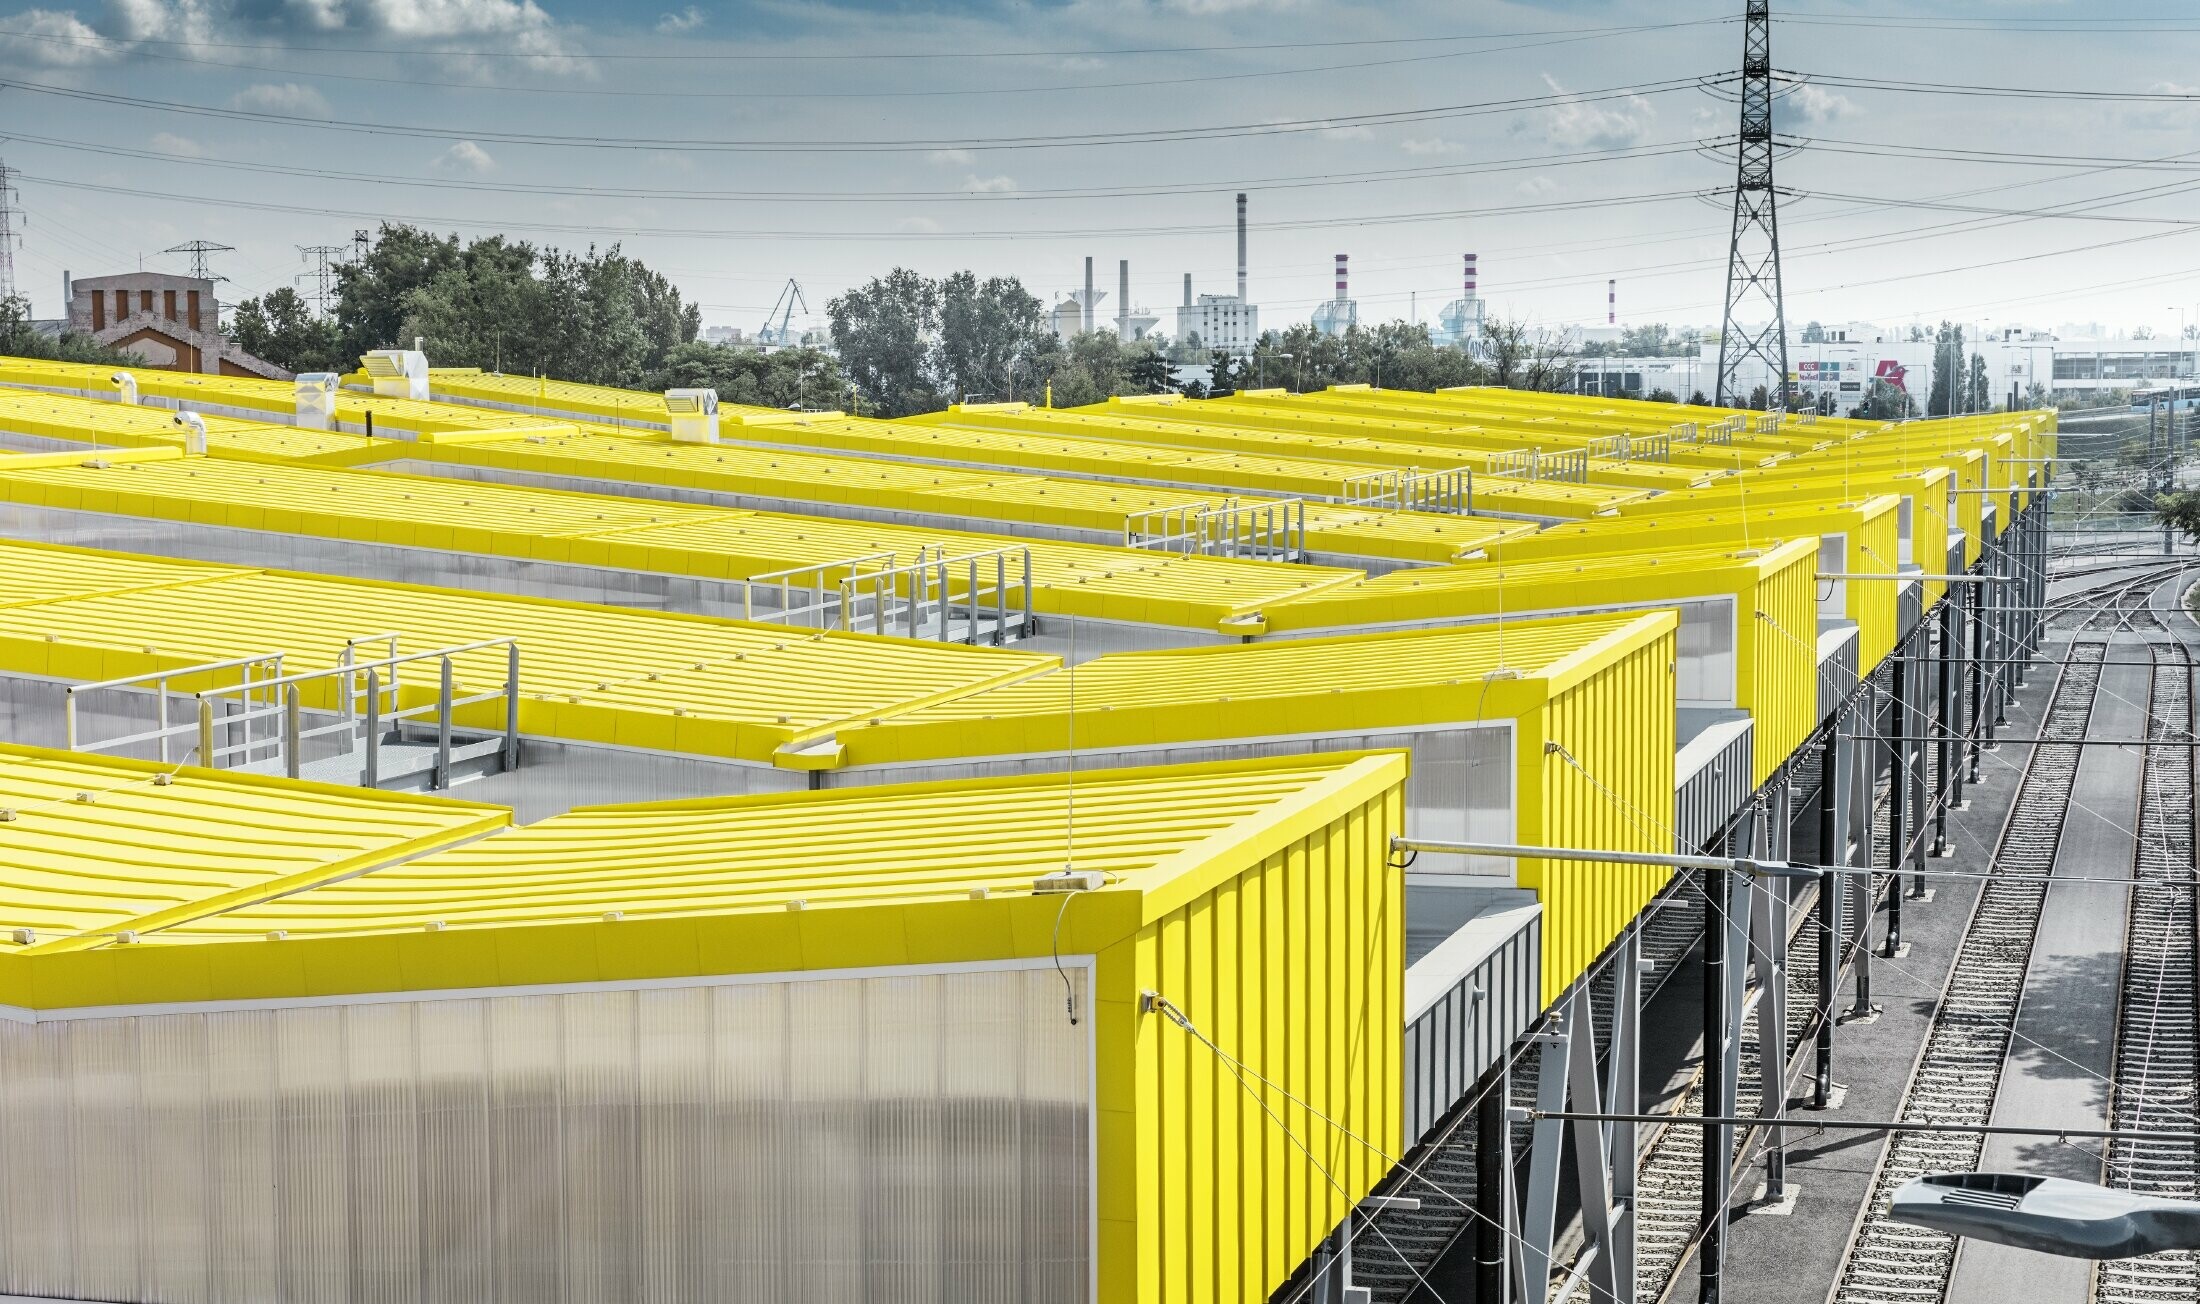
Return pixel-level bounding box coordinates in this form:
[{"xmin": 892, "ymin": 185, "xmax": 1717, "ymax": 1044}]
[{"xmin": 1697, "ymin": 650, "xmax": 2052, "ymax": 1302}]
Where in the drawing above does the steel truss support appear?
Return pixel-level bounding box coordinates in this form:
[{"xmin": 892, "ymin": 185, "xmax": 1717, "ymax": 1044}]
[
  {"xmin": 1476, "ymin": 1056, "xmax": 1512, "ymax": 1303},
  {"xmin": 1514, "ymin": 935, "xmax": 1638, "ymax": 1304},
  {"xmin": 1713, "ymin": 0, "xmax": 1787, "ymax": 406}
]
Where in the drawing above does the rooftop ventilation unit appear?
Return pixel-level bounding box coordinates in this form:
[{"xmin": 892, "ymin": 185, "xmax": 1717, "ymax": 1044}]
[
  {"xmin": 109, "ymin": 372, "xmax": 137, "ymax": 407},
  {"xmin": 360, "ymin": 349, "xmax": 429, "ymax": 401},
  {"xmin": 293, "ymin": 372, "xmax": 339, "ymax": 431},
  {"xmin": 170, "ymin": 411, "xmax": 206, "ymax": 455},
  {"xmin": 665, "ymin": 388, "xmax": 721, "ymax": 444}
]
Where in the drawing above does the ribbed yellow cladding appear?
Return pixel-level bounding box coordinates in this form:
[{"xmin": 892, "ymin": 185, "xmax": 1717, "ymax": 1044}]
[
  {"xmin": 0, "ymin": 742, "xmax": 504, "ymax": 948},
  {"xmin": 0, "ymin": 539, "xmax": 1056, "ymax": 763},
  {"xmin": 898, "ymin": 405, "xmax": 1651, "ymax": 517},
  {"xmin": 0, "ymin": 454, "xmax": 1363, "ymax": 629},
  {"xmin": 13, "ymin": 748, "xmax": 1407, "ymax": 1304}
]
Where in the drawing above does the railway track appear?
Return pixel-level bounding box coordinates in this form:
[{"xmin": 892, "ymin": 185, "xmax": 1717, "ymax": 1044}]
[
  {"xmin": 1825, "ymin": 640, "xmax": 2106, "ymax": 1304},
  {"xmin": 2092, "ymin": 639, "xmax": 2199, "ymax": 1304}
]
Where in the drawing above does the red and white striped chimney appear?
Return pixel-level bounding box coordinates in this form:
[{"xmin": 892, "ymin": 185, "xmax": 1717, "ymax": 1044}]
[
  {"xmin": 1464, "ymin": 253, "xmax": 1477, "ymax": 297},
  {"xmin": 1334, "ymin": 253, "xmax": 1348, "ymax": 304},
  {"xmin": 1608, "ymin": 278, "xmax": 1616, "ymax": 326}
]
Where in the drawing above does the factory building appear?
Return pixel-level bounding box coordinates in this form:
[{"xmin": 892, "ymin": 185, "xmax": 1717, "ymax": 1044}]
[
  {"xmin": 0, "ymin": 350, "xmax": 2054, "ymax": 1304},
  {"xmin": 1175, "ymin": 192, "xmax": 1259, "ymax": 354}
]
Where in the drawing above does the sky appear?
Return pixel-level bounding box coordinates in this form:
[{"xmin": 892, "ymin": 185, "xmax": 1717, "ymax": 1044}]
[{"xmin": 0, "ymin": 0, "xmax": 2196, "ymax": 343}]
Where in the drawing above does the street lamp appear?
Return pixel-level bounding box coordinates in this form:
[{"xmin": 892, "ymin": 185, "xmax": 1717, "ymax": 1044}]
[
  {"xmin": 1893, "ymin": 1173, "xmax": 2200, "ymax": 1259},
  {"xmin": 1256, "ymin": 351, "xmax": 1294, "ymax": 391}
]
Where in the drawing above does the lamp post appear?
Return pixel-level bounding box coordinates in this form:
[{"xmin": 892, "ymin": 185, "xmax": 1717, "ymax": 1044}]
[{"xmin": 1257, "ymin": 351, "xmax": 1294, "ymax": 391}]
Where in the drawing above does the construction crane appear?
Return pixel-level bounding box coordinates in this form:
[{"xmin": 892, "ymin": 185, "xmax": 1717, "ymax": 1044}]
[{"xmin": 759, "ymin": 278, "xmax": 808, "ymax": 351}]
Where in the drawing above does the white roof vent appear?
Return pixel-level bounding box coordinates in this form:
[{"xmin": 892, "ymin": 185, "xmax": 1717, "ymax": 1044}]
[
  {"xmin": 361, "ymin": 349, "xmax": 429, "ymax": 401},
  {"xmin": 665, "ymin": 387, "xmax": 720, "ymax": 444}
]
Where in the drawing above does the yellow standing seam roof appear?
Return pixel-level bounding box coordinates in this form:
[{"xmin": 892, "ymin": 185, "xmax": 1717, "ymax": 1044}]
[
  {"xmin": 892, "ymin": 408, "xmax": 1648, "ymax": 516},
  {"xmin": 837, "ymin": 611, "xmax": 1672, "ymax": 765},
  {"xmin": 0, "ymin": 743, "xmax": 505, "ymax": 951},
  {"xmin": 1254, "ymin": 539, "xmax": 1820, "ymax": 632},
  {"xmin": 0, "ymin": 452, "xmax": 1363, "ymax": 628},
  {"xmin": 143, "ymin": 755, "xmax": 1384, "ymax": 942},
  {"xmin": 0, "ymin": 540, "xmax": 1057, "ymax": 764}
]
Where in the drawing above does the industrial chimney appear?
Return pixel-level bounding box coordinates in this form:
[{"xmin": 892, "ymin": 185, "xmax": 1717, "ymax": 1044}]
[
  {"xmin": 1083, "ymin": 257, "xmax": 1095, "ymax": 334},
  {"xmin": 1464, "ymin": 253, "xmax": 1477, "ymax": 298},
  {"xmin": 1334, "ymin": 253, "xmax": 1348, "ymax": 305},
  {"xmin": 1118, "ymin": 259, "xmax": 1130, "ymax": 338},
  {"xmin": 1235, "ymin": 193, "xmax": 1248, "ymax": 302},
  {"xmin": 1183, "ymin": 273, "xmax": 1192, "ymax": 308},
  {"xmin": 1608, "ymin": 278, "xmax": 1616, "ymax": 326}
]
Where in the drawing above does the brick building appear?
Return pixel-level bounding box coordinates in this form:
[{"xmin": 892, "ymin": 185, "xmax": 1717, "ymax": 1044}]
[{"xmin": 63, "ymin": 272, "xmax": 288, "ymax": 379}]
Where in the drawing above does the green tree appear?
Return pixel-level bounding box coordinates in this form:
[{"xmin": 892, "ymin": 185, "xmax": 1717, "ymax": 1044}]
[
  {"xmin": 935, "ymin": 271, "xmax": 1046, "ymax": 403},
  {"xmin": 2156, "ymin": 490, "xmax": 2200, "ymax": 545},
  {"xmin": 1853, "ymin": 377, "xmax": 1916, "ymax": 420},
  {"xmin": 1481, "ymin": 318, "xmax": 1576, "ymax": 392},
  {"xmin": 1927, "ymin": 321, "xmax": 1964, "ymax": 416},
  {"xmin": 646, "ymin": 341, "xmax": 848, "ymax": 410},
  {"xmin": 0, "ymin": 294, "xmax": 125, "ymax": 364},
  {"xmin": 1967, "ymin": 352, "xmax": 1991, "ymax": 413},
  {"xmin": 229, "ymin": 287, "xmax": 343, "ymax": 372},
  {"xmin": 329, "ymin": 225, "xmax": 696, "ymax": 386},
  {"xmin": 827, "ymin": 268, "xmax": 942, "ymax": 417}
]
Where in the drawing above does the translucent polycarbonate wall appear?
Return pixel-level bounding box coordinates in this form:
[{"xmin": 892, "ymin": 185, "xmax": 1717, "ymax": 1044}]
[
  {"xmin": 1672, "ymin": 596, "xmax": 1738, "ymax": 706},
  {"xmin": 0, "ymin": 965, "xmax": 1092, "ymax": 1304}
]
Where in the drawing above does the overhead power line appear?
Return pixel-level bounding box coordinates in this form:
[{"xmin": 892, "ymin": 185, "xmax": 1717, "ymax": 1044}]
[
  {"xmin": 1784, "ymin": 72, "xmax": 2200, "ymax": 103},
  {"xmin": 0, "ymin": 129, "xmax": 1706, "ymax": 205},
  {"xmin": 9, "ymin": 172, "xmax": 1705, "ymax": 242},
  {"xmin": 0, "ymin": 16, "xmax": 1726, "ymax": 62},
  {"xmin": 0, "ymin": 74, "xmax": 1718, "ymax": 154},
  {"xmin": 0, "ymin": 18, "xmax": 1728, "ymax": 101}
]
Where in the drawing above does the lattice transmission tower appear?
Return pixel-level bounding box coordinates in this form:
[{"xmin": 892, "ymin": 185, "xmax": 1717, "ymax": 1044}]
[
  {"xmin": 297, "ymin": 244, "xmax": 347, "ymax": 315},
  {"xmin": 0, "ymin": 161, "xmax": 20, "ymax": 303},
  {"xmin": 1714, "ymin": 0, "xmax": 1788, "ymax": 407},
  {"xmin": 164, "ymin": 239, "xmax": 235, "ymax": 282}
]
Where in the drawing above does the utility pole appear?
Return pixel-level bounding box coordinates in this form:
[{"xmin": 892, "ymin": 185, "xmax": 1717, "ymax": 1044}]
[
  {"xmin": 1715, "ymin": 0, "xmax": 1788, "ymax": 408},
  {"xmin": 164, "ymin": 240, "xmax": 236, "ymax": 282},
  {"xmin": 0, "ymin": 160, "xmax": 19, "ymax": 304},
  {"xmin": 296, "ymin": 245, "xmax": 346, "ymax": 316}
]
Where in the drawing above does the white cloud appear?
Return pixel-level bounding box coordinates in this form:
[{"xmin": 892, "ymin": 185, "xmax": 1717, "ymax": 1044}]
[
  {"xmin": 1400, "ymin": 137, "xmax": 1462, "ymax": 157},
  {"xmin": 148, "ymin": 131, "xmax": 202, "ymax": 157},
  {"xmin": 1316, "ymin": 121, "xmax": 1372, "ymax": 141},
  {"xmin": 657, "ymin": 5, "xmax": 705, "ymax": 33},
  {"xmin": 101, "ymin": 0, "xmax": 217, "ymax": 46},
  {"xmin": 430, "ymin": 139, "xmax": 497, "ymax": 173},
  {"xmin": 1517, "ymin": 175, "xmax": 1558, "ymax": 198},
  {"xmin": 1779, "ymin": 83, "xmax": 1857, "ymax": 126},
  {"xmin": 896, "ymin": 215, "xmax": 942, "ymax": 234},
  {"xmin": 926, "ymin": 148, "xmax": 975, "ymax": 166},
  {"xmin": 1532, "ymin": 73, "xmax": 1655, "ymax": 150},
  {"xmin": 0, "ymin": 8, "xmax": 115, "ymax": 65},
  {"xmin": 962, "ymin": 174, "xmax": 1018, "ymax": 194},
  {"xmin": 230, "ymin": 82, "xmax": 332, "ymax": 116}
]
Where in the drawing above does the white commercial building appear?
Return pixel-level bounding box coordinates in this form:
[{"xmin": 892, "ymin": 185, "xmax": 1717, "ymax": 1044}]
[
  {"xmin": 1576, "ymin": 328, "xmax": 2199, "ymax": 408},
  {"xmin": 1177, "ymin": 293, "xmax": 1260, "ymax": 354}
]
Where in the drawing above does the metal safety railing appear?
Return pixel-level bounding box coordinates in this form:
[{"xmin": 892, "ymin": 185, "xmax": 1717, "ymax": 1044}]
[
  {"xmin": 1756, "ymin": 408, "xmax": 1786, "ymax": 433},
  {"xmin": 1339, "ymin": 467, "xmax": 1474, "ymax": 515},
  {"xmin": 1124, "ymin": 498, "xmax": 1305, "ymax": 561},
  {"xmin": 740, "ymin": 552, "xmax": 900, "ymax": 628},
  {"xmin": 1584, "ymin": 432, "xmax": 1674, "ymax": 464},
  {"xmin": 839, "ymin": 546, "xmax": 1033, "ymax": 645},
  {"xmin": 1482, "ymin": 447, "xmax": 1590, "ymax": 484},
  {"xmin": 65, "ymin": 638, "xmax": 521, "ymax": 790}
]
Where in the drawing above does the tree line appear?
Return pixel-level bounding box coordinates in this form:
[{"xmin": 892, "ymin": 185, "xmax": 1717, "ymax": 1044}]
[{"xmin": 230, "ymin": 241, "xmax": 1583, "ymax": 412}]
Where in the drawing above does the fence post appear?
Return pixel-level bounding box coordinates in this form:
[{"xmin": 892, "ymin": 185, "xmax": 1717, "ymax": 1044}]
[
  {"xmin": 435, "ymin": 656, "xmax": 454, "ymax": 789},
  {"xmin": 196, "ymin": 697, "xmax": 215, "ymax": 768},
  {"xmin": 503, "ymin": 643, "xmax": 522, "ymax": 771},
  {"xmin": 364, "ymin": 668, "xmax": 381, "ymax": 787},
  {"xmin": 284, "ymin": 683, "xmax": 301, "ymax": 780},
  {"xmin": 995, "ymin": 552, "xmax": 1008, "ymax": 645}
]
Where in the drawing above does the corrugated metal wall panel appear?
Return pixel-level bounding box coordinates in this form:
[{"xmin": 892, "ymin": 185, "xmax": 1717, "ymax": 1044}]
[
  {"xmin": 1529, "ymin": 619, "xmax": 1678, "ymax": 1004},
  {"xmin": 1401, "ymin": 906, "xmax": 1540, "ymax": 1143},
  {"xmin": 1113, "ymin": 779, "xmax": 1404, "ymax": 1302},
  {"xmin": 1751, "ymin": 543, "xmax": 1823, "ymax": 786}
]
